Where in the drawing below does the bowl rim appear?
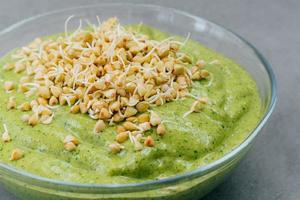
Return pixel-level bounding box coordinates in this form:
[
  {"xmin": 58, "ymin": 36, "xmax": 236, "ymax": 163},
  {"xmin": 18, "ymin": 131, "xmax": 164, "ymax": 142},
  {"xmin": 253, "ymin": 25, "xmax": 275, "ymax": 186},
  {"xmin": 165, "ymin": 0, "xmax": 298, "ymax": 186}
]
[{"xmin": 0, "ymin": 3, "xmax": 277, "ymax": 192}]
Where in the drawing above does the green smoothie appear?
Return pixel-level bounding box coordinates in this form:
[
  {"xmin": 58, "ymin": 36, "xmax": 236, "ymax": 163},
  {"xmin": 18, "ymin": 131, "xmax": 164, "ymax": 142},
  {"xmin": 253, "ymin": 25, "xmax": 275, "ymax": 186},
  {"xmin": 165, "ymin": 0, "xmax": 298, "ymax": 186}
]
[{"xmin": 0, "ymin": 25, "xmax": 262, "ymax": 184}]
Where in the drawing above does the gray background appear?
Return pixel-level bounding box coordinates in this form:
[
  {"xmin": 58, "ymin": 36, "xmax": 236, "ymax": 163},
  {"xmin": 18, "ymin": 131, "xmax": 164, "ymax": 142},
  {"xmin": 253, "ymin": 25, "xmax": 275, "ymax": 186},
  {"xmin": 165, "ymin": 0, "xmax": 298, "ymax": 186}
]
[{"xmin": 0, "ymin": 0, "xmax": 299, "ymax": 200}]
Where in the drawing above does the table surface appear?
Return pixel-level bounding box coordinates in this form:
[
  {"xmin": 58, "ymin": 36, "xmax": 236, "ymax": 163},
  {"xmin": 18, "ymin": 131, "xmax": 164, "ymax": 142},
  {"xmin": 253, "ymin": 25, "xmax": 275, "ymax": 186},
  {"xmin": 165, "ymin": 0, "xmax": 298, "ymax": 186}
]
[{"xmin": 0, "ymin": 0, "xmax": 299, "ymax": 200}]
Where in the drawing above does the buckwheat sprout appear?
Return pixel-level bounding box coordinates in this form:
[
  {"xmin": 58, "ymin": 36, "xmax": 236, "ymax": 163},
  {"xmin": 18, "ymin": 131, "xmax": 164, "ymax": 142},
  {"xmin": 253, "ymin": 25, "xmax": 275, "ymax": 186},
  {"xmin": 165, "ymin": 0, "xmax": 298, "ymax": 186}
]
[
  {"xmin": 64, "ymin": 15, "xmax": 75, "ymax": 38},
  {"xmin": 180, "ymin": 32, "xmax": 191, "ymax": 48}
]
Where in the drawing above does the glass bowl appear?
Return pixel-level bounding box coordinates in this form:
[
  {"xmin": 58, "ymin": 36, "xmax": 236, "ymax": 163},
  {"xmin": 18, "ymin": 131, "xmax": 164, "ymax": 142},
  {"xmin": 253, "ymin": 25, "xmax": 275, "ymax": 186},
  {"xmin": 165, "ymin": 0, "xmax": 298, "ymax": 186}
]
[{"xmin": 0, "ymin": 3, "xmax": 277, "ymax": 200}]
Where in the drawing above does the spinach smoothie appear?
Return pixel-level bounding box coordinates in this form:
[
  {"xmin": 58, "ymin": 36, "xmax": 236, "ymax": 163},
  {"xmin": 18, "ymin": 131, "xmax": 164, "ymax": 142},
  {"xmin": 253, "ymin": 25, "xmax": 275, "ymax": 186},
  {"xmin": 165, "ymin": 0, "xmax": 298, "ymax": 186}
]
[{"xmin": 0, "ymin": 24, "xmax": 262, "ymax": 184}]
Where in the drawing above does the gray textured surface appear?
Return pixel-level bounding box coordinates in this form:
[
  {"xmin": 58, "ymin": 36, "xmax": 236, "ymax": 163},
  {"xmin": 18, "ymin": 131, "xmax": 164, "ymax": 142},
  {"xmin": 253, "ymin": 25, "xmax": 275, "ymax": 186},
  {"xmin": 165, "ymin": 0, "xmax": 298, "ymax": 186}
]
[{"xmin": 0, "ymin": 0, "xmax": 299, "ymax": 200}]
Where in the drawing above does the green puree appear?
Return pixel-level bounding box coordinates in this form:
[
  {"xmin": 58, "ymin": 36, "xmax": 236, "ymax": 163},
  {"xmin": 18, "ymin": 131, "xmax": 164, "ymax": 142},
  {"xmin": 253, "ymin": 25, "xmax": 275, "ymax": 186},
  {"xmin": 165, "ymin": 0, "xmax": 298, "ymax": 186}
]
[{"xmin": 0, "ymin": 25, "xmax": 262, "ymax": 184}]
